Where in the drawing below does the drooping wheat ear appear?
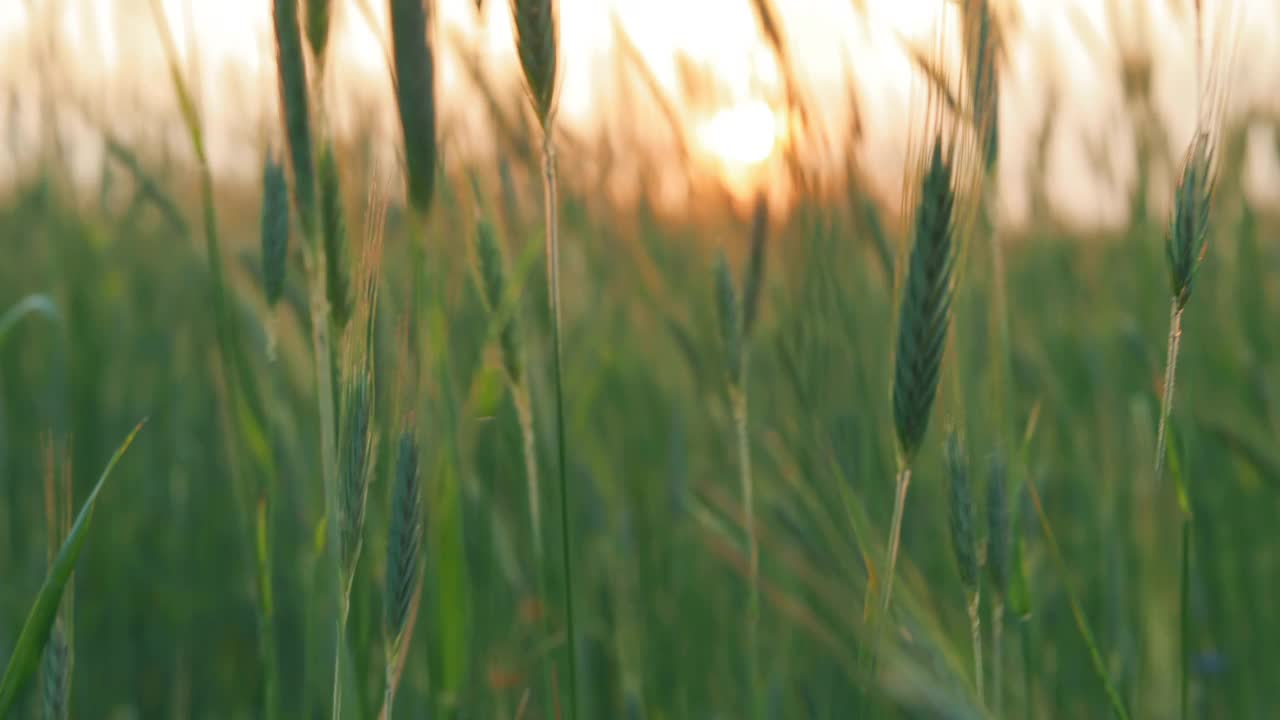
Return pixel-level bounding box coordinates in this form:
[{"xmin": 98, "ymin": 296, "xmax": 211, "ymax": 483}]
[
  {"xmin": 383, "ymin": 429, "xmax": 423, "ymax": 720},
  {"xmin": 511, "ymin": 0, "xmax": 559, "ymax": 127},
  {"xmin": 339, "ymin": 368, "xmax": 375, "ymax": 604},
  {"xmin": 261, "ymin": 156, "xmax": 290, "ymax": 307},
  {"xmin": 306, "ymin": 0, "xmax": 333, "ymax": 67},
  {"xmin": 741, "ymin": 193, "xmax": 769, "ymax": 339},
  {"xmin": 714, "ymin": 251, "xmax": 743, "ymax": 388},
  {"xmin": 389, "ymin": 0, "xmax": 437, "ymax": 216},
  {"xmin": 319, "ymin": 143, "xmax": 352, "ymax": 326},
  {"xmin": 945, "ymin": 431, "xmax": 983, "ymax": 704},
  {"xmin": 893, "ymin": 136, "xmax": 957, "ymax": 462},
  {"xmin": 986, "ymin": 450, "xmax": 1008, "ymax": 717},
  {"xmin": 273, "ymin": 0, "xmax": 316, "ymax": 237},
  {"xmin": 475, "ymin": 218, "xmax": 523, "ymax": 385}
]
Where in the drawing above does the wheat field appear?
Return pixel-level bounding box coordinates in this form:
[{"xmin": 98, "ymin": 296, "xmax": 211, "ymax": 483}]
[{"xmin": 1, "ymin": 0, "xmax": 1279, "ymax": 718}]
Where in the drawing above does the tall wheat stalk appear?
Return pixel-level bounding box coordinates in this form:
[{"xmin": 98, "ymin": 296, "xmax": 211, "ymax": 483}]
[
  {"xmin": 880, "ymin": 135, "xmax": 958, "ymax": 649},
  {"xmin": 271, "ymin": 0, "xmax": 349, "ymax": 716},
  {"xmin": 712, "ymin": 197, "xmax": 767, "ymax": 711},
  {"xmin": 511, "ymin": 0, "xmax": 578, "ymax": 715},
  {"xmin": 1156, "ymin": 4, "xmax": 1236, "ymax": 715}
]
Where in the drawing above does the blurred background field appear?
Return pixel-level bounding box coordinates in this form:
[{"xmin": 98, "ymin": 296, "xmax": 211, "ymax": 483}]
[{"xmin": 1, "ymin": 0, "xmax": 1279, "ymax": 718}]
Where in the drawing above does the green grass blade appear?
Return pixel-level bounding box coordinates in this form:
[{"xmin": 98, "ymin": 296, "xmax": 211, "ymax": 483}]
[
  {"xmin": 0, "ymin": 420, "xmax": 146, "ymax": 715},
  {"xmin": 0, "ymin": 294, "xmax": 60, "ymax": 349}
]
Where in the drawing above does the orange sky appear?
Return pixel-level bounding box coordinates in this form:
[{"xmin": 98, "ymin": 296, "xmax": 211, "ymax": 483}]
[{"xmin": 1, "ymin": 0, "xmax": 1278, "ymax": 226}]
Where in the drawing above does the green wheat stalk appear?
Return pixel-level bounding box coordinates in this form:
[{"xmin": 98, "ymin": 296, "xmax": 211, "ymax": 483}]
[
  {"xmin": 881, "ymin": 135, "xmax": 958, "ymax": 643},
  {"xmin": 512, "ymin": 0, "xmax": 578, "ymax": 716},
  {"xmin": 272, "ymin": 0, "xmax": 345, "ymax": 717}
]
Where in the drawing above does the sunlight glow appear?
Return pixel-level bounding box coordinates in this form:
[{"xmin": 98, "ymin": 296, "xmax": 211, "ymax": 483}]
[{"xmin": 696, "ymin": 100, "xmax": 780, "ymax": 167}]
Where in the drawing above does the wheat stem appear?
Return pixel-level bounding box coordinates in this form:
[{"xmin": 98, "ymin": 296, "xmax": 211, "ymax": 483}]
[
  {"xmin": 967, "ymin": 589, "xmax": 985, "ymax": 704},
  {"xmin": 1180, "ymin": 514, "xmax": 1192, "ymax": 720},
  {"xmin": 731, "ymin": 382, "xmax": 759, "ymax": 713},
  {"xmin": 514, "ymin": 383, "xmax": 543, "ymax": 557},
  {"xmin": 541, "ymin": 125, "xmax": 579, "ymax": 720},
  {"xmin": 1155, "ymin": 301, "xmax": 1182, "ymax": 484},
  {"xmin": 992, "ymin": 597, "xmax": 1004, "ymax": 717},
  {"xmin": 880, "ymin": 465, "xmax": 912, "ymax": 625}
]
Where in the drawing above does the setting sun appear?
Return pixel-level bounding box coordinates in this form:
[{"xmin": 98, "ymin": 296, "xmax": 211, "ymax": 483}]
[{"xmin": 696, "ymin": 100, "xmax": 781, "ymax": 168}]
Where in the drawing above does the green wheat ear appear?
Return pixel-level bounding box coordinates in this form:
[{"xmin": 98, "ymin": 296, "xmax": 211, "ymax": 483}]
[
  {"xmin": 261, "ymin": 156, "xmax": 290, "ymax": 307},
  {"xmin": 389, "ymin": 0, "xmax": 437, "ymax": 216},
  {"xmin": 318, "ymin": 143, "xmax": 351, "ymax": 326},
  {"xmin": 272, "ymin": 0, "xmax": 316, "ymax": 237},
  {"xmin": 741, "ymin": 193, "xmax": 768, "ymax": 338},
  {"xmin": 892, "ymin": 136, "xmax": 957, "ymax": 461},
  {"xmin": 713, "ymin": 250, "xmax": 742, "ymax": 387},
  {"xmin": 946, "ymin": 432, "xmax": 978, "ymax": 591},
  {"xmin": 382, "ymin": 428, "xmax": 423, "ymax": 719},
  {"xmin": 385, "ymin": 430, "xmax": 423, "ymax": 646},
  {"xmin": 306, "ymin": 0, "xmax": 333, "ymax": 67},
  {"xmin": 511, "ymin": 0, "xmax": 559, "ymax": 127},
  {"xmin": 338, "ymin": 368, "xmax": 375, "ymax": 598},
  {"xmin": 1167, "ymin": 132, "xmax": 1213, "ymax": 309},
  {"xmin": 475, "ymin": 218, "xmax": 523, "ymax": 383}
]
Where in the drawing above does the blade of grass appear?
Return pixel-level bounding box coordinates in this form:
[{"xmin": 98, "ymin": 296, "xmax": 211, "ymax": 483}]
[
  {"xmin": 0, "ymin": 294, "xmax": 60, "ymax": 348},
  {"xmin": 0, "ymin": 420, "xmax": 145, "ymax": 714}
]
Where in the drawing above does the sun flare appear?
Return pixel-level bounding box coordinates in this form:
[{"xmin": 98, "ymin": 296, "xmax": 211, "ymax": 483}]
[{"xmin": 696, "ymin": 100, "xmax": 781, "ymax": 168}]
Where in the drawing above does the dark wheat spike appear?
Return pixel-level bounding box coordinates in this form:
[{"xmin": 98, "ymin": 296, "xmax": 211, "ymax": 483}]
[
  {"xmin": 318, "ymin": 143, "xmax": 351, "ymax": 326},
  {"xmin": 306, "ymin": 0, "xmax": 333, "ymax": 67},
  {"xmin": 741, "ymin": 193, "xmax": 769, "ymax": 338},
  {"xmin": 475, "ymin": 218, "xmax": 523, "ymax": 383},
  {"xmin": 511, "ymin": 0, "xmax": 559, "ymax": 127},
  {"xmin": 986, "ymin": 450, "xmax": 1009, "ymax": 599},
  {"xmin": 339, "ymin": 368, "xmax": 374, "ymax": 584},
  {"xmin": 714, "ymin": 250, "xmax": 742, "ymax": 387},
  {"xmin": 892, "ymin": 136, "xmax": 957, "ymax": 460},
  {"xmin": 261, "ymin": 156, "xmax": 290, "ymax": 307},
  {"xmin": 1167, "ymin": 132, "xmax": 1213, "ymax": 309},
  {"xmin": 273, "ymin": 0, "xmax": 316, "ymax": 236},
  {"xmin": 946, "ymin": 431, "xmax": 979, "ymax": 591},
  {"xmin": 389, "ymin": 0, "xmax": 437, "ymax": 216},
  {"xmin": 385, "ymin": 430, "xmax": 423, "ymax": 646}
]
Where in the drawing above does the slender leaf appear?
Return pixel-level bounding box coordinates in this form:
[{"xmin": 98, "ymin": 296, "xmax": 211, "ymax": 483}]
[{"xmin": 0, "ymin": 420, "xmax": 146, "ymax": 715}]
